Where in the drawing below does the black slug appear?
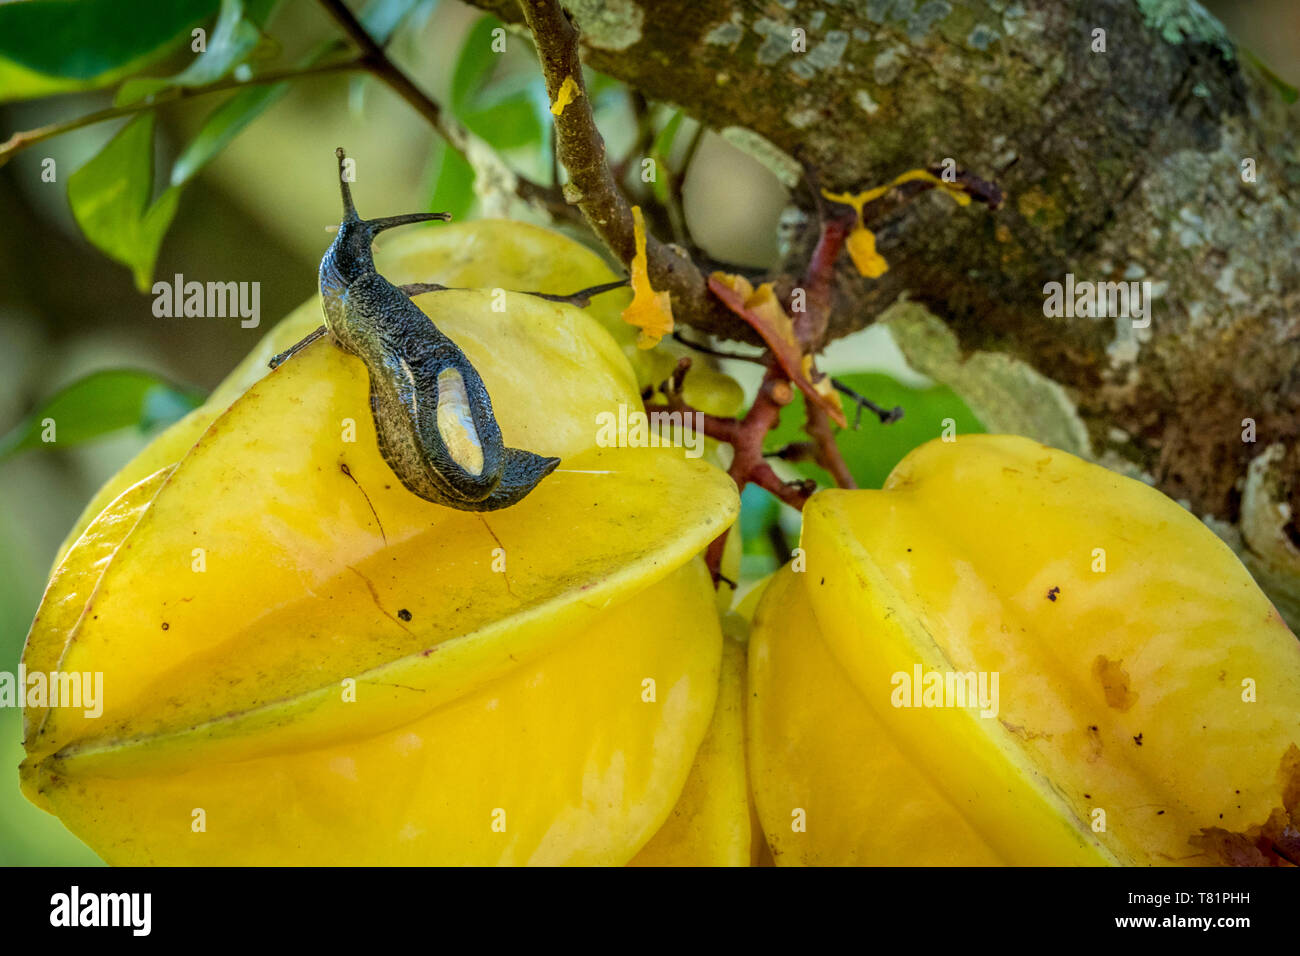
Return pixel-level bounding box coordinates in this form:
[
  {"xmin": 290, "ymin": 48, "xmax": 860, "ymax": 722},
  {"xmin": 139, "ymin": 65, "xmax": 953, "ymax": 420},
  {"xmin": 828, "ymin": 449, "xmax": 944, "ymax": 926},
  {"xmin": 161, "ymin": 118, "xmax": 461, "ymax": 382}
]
[{"xmin": 309, "ymin": 146, "xmax": 559, "ymax": 511}]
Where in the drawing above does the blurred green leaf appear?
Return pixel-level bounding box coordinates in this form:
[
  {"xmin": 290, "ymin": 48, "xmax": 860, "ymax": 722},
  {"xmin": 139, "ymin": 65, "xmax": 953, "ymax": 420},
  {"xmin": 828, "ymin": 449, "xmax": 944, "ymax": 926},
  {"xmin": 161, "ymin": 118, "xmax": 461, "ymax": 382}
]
[
  {"xmin": 648, "ymin": 111, "xmax": 683, "ymax": 205},
  {"xmin": 451, "ymin": 16, "xmax": 544, "ymax": 153},
  {"xmin": 764, "ymin": 371, "xmax": 986, "ymax": 489},
  {"xmin": 172, "ymin": 82, "xmax": 287, "ymax": 186},
  {"xmin": 55, "ymin": 0, "xmax": 430, "ymax": 292},
  {"xmin": 652, "ymin": 110, "xmax": 685, "ymax": 161},
  {"xmin": 738, "ymin": 483, "xmax": 780, "ymax": 555},
  {"xmin": 585, "ymin": 68, "xmax": 619, "ymax": 99},
  {"xmin": 1244, "ymin": 48, "xmax": 1299, "ymax": 104},
  {"xmin": 173, "ymin": 0, "xmax": 418, "ymax": 189},
  {"xmin": 452, "ymin": 16, "xmax": 503, "ymax": 111},
  {"xmin": 360, "ymin": 0, "xmax": 433, "ymax": 45},
  {"xmin": 116, "ymin": 0, "xmax": 263, "ymax": 105},
  {"xmin": 67, "ymin": 114, "xmax": 181, "ymax": 292},
  {"xmin": 463, "ymin": 93, "xmax": 544, "ymax": 151},
  {"xmin": 737, "ymin": 483, "xmax": 797, "ymax": 582},
  {"xmin": 0, "ymin": 0, "xmax": 219, "ymax": 103},
  {"xmin": 0, "ymin": 370, "xmax": 204, "ymax": 460},
  {"xmin": 425, "ymin": 138, "xmax": 475, "ymax": 223}
]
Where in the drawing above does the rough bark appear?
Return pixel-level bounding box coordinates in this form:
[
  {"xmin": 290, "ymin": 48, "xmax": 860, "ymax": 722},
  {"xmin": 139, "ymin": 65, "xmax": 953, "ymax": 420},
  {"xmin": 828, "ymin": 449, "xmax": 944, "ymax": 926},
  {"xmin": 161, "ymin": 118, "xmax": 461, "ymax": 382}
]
[{"xmin": 474, "ymin": 0, "xmax": 1300, "ymax": 621}]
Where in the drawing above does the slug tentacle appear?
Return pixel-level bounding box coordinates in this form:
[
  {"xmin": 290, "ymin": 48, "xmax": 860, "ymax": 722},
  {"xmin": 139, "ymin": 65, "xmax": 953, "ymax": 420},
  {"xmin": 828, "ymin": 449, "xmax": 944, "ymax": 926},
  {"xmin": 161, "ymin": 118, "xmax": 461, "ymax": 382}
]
[{"xmin": 321, "ymin": 147, "xmax": 559, "ymax": 511}]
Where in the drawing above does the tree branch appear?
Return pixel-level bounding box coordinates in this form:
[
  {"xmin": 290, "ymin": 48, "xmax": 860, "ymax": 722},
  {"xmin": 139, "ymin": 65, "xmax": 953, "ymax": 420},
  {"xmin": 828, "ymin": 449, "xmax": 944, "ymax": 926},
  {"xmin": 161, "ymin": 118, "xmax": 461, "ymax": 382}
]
[
  {"xmin": 0, "ymin": 58, "xmax": 363, "ymax": 168},
  {"xmin": 518, "ymin": 0, "xmax": 742, "ymax": 339}
]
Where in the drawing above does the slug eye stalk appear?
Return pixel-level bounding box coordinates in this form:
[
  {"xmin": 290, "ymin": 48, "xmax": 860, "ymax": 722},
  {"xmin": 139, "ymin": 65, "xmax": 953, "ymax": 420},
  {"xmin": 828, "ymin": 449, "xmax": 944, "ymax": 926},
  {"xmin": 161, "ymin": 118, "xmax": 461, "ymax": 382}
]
[{"xmin": 337, "ymin": 146, "xmax": 451, "ymax": 232}]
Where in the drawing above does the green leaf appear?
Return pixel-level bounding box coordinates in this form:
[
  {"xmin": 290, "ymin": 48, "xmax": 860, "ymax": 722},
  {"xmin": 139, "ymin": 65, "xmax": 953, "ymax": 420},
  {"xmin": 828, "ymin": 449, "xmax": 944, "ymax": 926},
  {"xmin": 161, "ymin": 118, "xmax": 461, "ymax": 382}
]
[
  {"xmin": 652, "ymin": 110, "xmax": 685, "ymax": 162},
  {"xmin": 170, "ymin": 0, "xmax": 416, "ymax": 189},
  {"xmin": 116, "ymin": 0, "xmax": 263, "ymax": 106},
  {"xmin": 763, "ymin": 371, "xmax": 986, "ymax": 490},
  {"xmin": 648, "ymin": 112, "xmax": 684, "ymax": 205},
  {"xmin": 59, "ymin": 0, "xmax": 426, "ymax": 290},
  {"xmin": 736, "ymin": 484, "xmax": 797, "ymax": 582},
  {"xmin": 359, "ymin": 0, "xmax": 432, "ymax": 46},
  {"xmin": 425, "ymin": 138, "xmax": 475, "ymax": 223},
  {"xmin": 67, "ymin": 114, "xmax": 181, "ymax": 292},
  {"xmin": 585, "ymin": 68, "xmax": 619, "ymax": 100},
  {"xmin": 171, "ymin": 82, "xmax": 287, "ymax": 187},
  {"xmin": 451, "ymin": 16, "xmax": 503, "ymax": 112},
  {"xmin": 0, "ymin": 370, "xmax": 204, "ymax": 459},
  {"xmin": 450, "ymin": 17, "xmax": 546, "ymax": 154},
  {"xmin": 463, "ymin": 93, "xmax": 544, "ymax": 151},
  {"xmin": 0, "ymin": 0, "xmax": 219, "ymax": 103},
  {"xmin": 1243, "ymin": 48, "xmax": 1299, "ymax": 104}
]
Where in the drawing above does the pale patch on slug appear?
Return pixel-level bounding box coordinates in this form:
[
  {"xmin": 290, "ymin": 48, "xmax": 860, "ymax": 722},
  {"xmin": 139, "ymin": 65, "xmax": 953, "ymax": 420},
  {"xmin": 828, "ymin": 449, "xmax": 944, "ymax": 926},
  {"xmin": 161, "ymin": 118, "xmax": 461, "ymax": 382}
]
[
  {"xmin": 399, "ymin": 358, "xmax": 419, "ymax": 416},
  {"xmin": 435, "ymin": 367, "xmax": 484, "ymax": 476}
]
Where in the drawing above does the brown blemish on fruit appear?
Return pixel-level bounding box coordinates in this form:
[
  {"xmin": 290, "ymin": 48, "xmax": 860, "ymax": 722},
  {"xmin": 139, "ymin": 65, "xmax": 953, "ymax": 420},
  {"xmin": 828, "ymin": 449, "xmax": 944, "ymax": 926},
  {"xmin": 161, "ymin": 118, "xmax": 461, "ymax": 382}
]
[
  {"xmin": 1189, "ymin": 746, "xmax": 1300, "ymax": 866},
  {"xmin": 1000, "ymin": 719, "xmax": 1051, "ymax": 741},
  {"xmin": 1047, "ymin": 586, "xmax": 1060, "ymax": 602},
  {"xmin": 1092, "ymin": 655, "xmax": 1137, "ymax": 711}
]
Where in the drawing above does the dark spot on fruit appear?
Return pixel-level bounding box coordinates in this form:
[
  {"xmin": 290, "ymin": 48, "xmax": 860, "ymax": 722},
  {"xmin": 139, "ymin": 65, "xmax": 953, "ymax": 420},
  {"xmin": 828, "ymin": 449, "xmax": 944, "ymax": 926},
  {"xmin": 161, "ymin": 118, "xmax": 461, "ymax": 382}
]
[
  {"xmin": 1047, "ymin": 586, "xmax": 1060, "ymax": 602},
  {"xmin": 161, "ymin": 622, "xmax": 169, "ymax": 631},
  {"xmin": 398, "ymin": 609, "xmax": 412, "ymax": 622},
  {"xmin": 1134, "ymin": 733, "xmax": 1144, "ymax": 746},
  {"xmin": 820, "ymin": 577, "xmax": 825, "ymax": 585},
  {"xmin": 1093, "ymin": 656, "xmax": 1137, "ymax": 711},
  {"xmin": 1156, "ymin": 810, "xmax": 1165, "ymax": 815}
]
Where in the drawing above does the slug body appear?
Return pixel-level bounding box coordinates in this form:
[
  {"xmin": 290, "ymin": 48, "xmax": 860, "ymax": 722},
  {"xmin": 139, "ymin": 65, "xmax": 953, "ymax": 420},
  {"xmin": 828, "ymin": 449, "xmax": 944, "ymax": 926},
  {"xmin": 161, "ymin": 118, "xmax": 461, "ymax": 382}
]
[{"xmin": 319, "ymin": 148, "xmax": 559, "ymax": 511}]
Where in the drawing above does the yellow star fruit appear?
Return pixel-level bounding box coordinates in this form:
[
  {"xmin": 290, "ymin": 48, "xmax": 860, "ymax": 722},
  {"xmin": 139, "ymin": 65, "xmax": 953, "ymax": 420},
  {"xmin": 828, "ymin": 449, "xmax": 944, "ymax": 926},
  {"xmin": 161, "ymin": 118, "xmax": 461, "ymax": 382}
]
[
  {"xmin": 749, "ymin": 434, "xmax": 1300, "ymax": 866},
  {"xmin": 630, "ymin": 630, "xmax": 755, "ymax": 865},
  {"xmin": 21, "ymin": 221, "xmax": 742, "ymax": 865}
]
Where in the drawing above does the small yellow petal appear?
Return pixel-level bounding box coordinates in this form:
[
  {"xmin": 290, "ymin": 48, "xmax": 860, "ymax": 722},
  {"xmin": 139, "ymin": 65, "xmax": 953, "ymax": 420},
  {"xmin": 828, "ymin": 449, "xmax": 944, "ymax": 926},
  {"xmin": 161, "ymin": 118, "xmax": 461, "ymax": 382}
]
[
  {"xmin": 845, "ymin": 227, "xmax": 888, "ymax": 278},
  {"xmin": 708, "ymin": 271, "xmax": 756, "ymax": 301},
  {"xmin": 887, "ymin": 168, "xmax": 972, "ymax": 206},
  {"xmin": 821, "ymin": 168, "xmax": 972, "ymax": 222},
  {"xmin": 622, "ymin": 206, "xmax": 674, "ymax": 349},
  {"xmin": 550, "ymin": 76, "xmax": 581, "ymax": 116},
  {"xmin": 744, "ymin": 283, "xmax": 797, "ymax": 341},
  {"xmin": 801, "ymin": 354, "xmax": 845, "ymax": 418}
]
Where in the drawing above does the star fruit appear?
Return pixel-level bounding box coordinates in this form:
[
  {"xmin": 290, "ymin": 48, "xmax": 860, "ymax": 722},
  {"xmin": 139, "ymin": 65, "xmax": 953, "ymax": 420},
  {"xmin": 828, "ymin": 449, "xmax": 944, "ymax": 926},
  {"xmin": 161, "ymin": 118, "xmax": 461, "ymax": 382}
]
[
  {"xmin": 21, "ymin": 220, "xmax": 745, "ymax": 865},
  {"xmin": 749, "ymin": 434, "xmax": 1300, "ymax": 865}
]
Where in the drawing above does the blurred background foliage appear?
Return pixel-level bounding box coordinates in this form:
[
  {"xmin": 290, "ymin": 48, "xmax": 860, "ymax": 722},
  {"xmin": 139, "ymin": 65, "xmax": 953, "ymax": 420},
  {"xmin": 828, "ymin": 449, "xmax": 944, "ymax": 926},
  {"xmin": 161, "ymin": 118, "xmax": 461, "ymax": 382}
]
[{"xmin": 0, "ymin": 0, "xmax": 1293, "ymax": 865}]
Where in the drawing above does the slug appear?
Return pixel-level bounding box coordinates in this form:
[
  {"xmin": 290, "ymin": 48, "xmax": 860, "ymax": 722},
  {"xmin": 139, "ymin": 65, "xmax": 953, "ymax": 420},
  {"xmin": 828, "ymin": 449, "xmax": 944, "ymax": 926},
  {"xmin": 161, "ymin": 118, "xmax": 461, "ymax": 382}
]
[{"xmin": 280, "ymin": 147, "xmax": 559, "ymax": 511}]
